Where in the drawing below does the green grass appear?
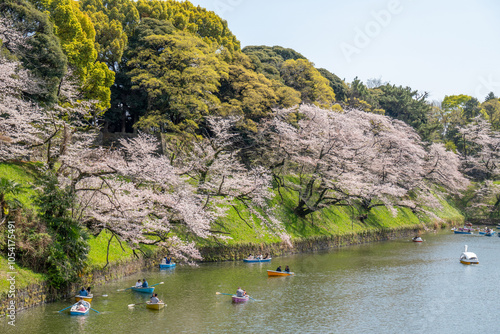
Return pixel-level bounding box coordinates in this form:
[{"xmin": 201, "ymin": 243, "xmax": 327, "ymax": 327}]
[
  {"xmin": 200, "ymin": 183, "xmax": 464, "ymax": 247},
  {"xmin": 0, "ymin": 162, "xmax": 40, "ymax": 210},
  {"xmin": 86, "ymin": 230, "xmax": 159, "ymax": 270},
  {"xmin": 0, "ymin": 256, "xmax": 46, "ymax": 297}
]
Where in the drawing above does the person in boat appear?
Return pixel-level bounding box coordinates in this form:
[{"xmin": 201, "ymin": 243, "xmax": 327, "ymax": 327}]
[
  {"xmin": 236, "ymin": 287, "xmax": 244, "ymax": 297},
  {"xmin": 150, "ymin": 293, "xmax": 160, "ymax": 304},
  {"xmin": 86, "ymin": 287, "xmax": 92, "ymax": 295},
  {"xmin": 135, "ymin": 279, "xmax": 142, "ymax": 287},
  {"xmin": 142, "ymin": 279, "xmax": 149, "ymax": 288},
  {"xmin": 247, "ymin": 254, "xmax": 253, "ymax": 259},
  {"xmin": 76, "ymin": 299, "xmax": 86, "ymax": 311},
  {"xmin": 276, "ymin": 265, "xmax": 282, "ymax": 272},
  {"xmin": 165, "ymin": 257, "xmax": 171, "ymax": 264},
  {"xmin": 243, "ymin": 290, "xmax": 248, "ymax": 297},
  {"xmin": 284, "ymin": 265, "xmax": 290, "ymax": 273},
  {"xmin": 263, "ymin": 253, "xmax": 269, "ymax": 259},
  {"xmin": 78, "ymin": 287, "xmax": 88, "ymax": 297}
]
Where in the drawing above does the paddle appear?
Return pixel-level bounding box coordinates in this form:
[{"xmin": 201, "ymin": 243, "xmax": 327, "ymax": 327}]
[
  {"xmin": 128, "ymin": 302, "xmax": 145, "ymax": 307},
  {"xmin": 90, "ymin": 308, "xmax": 100, "ymax": 313},
  {"xmin": 57, "ymin": 305, "xmax": 73, "ymax": 313},
  {"xmin": 149, "ymin": 281, "xmax": 164, "ymax": 287},
  {"xmin": 216, "ymin": 292, "xmax": 232, "ymax": 296}
]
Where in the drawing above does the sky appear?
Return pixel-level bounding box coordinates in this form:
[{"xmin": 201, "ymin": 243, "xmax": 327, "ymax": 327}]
[{"xmin": 187, "ymin": 0, "xmax": 500, "ymax": 102}]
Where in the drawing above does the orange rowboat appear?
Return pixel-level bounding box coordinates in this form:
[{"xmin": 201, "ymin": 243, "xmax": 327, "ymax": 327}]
[{"xmin": 267, "ymin": 270, "xmax": 294, "ymax": 277}]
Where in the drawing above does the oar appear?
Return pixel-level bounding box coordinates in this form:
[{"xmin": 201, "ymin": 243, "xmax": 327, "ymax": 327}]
[
  {"xmin": 117, "ymin": 287, "xmax": 133, "ymax": 292},
  {"xmin": 149, "ymin": 282, "xmax": 164, "ymax": 287},
  {"xmin": 57, "ymin": 305, "xmax": 73, "ymax": 313},
  {"xmin": 90, "ymin": 308, "xmax": 100, "ymax": 313},
  {"xmin": 128, "ymin": 302, "xmax": 145, "ymax": 308},
  {"xmin": 216, "ymin": 292, "xmax": 232, "ymax": 296}
]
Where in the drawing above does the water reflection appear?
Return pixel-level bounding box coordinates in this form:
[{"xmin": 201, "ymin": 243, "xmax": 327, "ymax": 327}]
[{"xmin": 5, "ymin": 230, "xmax": 500, "ymax": 333}]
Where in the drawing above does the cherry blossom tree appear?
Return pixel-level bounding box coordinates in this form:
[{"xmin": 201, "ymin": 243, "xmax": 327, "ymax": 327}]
[
  {"xmin": 0, "ymin": 57, "xmax": 48, "ymax": 161},
  {"xmin": 459, "ymin": 117, "xmax": 500, "ymax": 181},
  {"xmin": 253, "ymin": 105, "xmax": 468, "ymax": 219},
  {"xmin": 175, "ymin": 117, "xmax": 283, "ymax": 234}
]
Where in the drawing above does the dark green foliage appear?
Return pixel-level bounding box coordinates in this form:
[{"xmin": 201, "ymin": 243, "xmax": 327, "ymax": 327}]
[
  {"xmin": 1, "ymin": 0, "xmax": 67, "ymax": 104},
  {"xmin": 242, "ymin": 45, "xmax": 306, "ymax": 81},
  {"xmin": 377, "ymin": 84, "xmax": 435, "ymax": 140},
  {"xmin": 317, "ymin": 68, "xmax": 349, "ymax": 101},
  {"xmin": 485, "ymin": 91, "xmax": 497, "ymax": 102},
  {"xmin": 35, "ymin": 171, "xmax": 89, "ymax": 288}
]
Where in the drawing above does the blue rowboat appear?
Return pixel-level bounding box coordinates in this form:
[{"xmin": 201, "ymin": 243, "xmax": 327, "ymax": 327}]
[
  {"xmin": 159, "ymin": 263, "xmax": 176, "ymax": 269},
  {"xmin": 131, "ymin": 286, "xmax": 155, "ymax": 294},
  {"xmin": 243, "ymin": 258, "xmax": 271, "ymax": 263},
  {"xmin": 70, "ymin": 301, "xmax": 90, "ymax": 315},
  {"xmin": 485, "ymin": 231, "xmax": 496, "ymax": 236},
  {"xmin": 453, "ymin": 228, "xmax": 473, "ymax": 234}
]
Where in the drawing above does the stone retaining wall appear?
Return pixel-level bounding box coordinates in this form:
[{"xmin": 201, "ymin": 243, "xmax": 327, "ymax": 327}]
[
  {"xmin": 199, "ymin": 226, "xmax": 431, "ymax": 261},
  {"xmin": 0, "ymin": 255, "xmax": 160, "ymax": 316},
  {"xmin": 1, "ymin": 224, "xmax": 446, "ymax": 316}
]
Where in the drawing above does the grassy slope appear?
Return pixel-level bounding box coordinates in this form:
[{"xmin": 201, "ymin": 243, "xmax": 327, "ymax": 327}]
[
  {"xmin": 202, "ymin": 184, "xmax": 463, "ymax": 246},
  {"xmin": 0, "ymin": 162, "xmax": 464, "ymax": 290}
]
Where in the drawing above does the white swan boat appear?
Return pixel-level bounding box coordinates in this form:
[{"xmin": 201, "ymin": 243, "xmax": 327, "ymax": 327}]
[{"xmin": 460, "ymin": 245, "xmax": 478, "ymax": 265}]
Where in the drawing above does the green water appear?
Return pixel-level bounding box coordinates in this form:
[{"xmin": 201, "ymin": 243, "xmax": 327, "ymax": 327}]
[{"xmin": 4, "ymin": 230, "xmax": 500, "ymax": 333}]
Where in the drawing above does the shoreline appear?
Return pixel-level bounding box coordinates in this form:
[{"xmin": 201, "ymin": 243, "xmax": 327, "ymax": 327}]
[{"xmin": 0, "ymin": 222, "xmax": 451, "ymax": 316}]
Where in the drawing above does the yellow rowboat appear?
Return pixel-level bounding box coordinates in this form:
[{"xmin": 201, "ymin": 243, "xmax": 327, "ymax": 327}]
[
  {"xmin": 75, "ymin": 294, "xmax": 93, "ymax": 303},
  {"xmin": 146, "ymin": 302, "xmax": 165, "ymax": 310},
  {"xmin": 267, "ymin": 270, "xmax": 294, "ymax": 277}
]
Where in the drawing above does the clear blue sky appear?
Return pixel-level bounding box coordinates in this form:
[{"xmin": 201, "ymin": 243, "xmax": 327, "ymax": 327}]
[{"xmin": 187, "ymin": 0, "xmax": 500, "ymax": 102}]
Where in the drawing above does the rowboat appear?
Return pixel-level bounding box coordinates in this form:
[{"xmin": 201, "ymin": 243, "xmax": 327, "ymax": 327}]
[
  {"xmin": 232, "ymin": 295, "xmax": 249, "ymax": 303},
  {"xmin": 267, "ymin": 270, "xmax": 294, "ymax": 277},
  {"xmin": 453, "ymin": 227, "xmax": 473, "ymax": 234},
  {"xmin": 74, "ymin": 294, "xmax": 93, "ymax": 303},
  {"xmin": 70, "ymin": 301, "xmax": 90, "ymax": 315},
  {"xmin": 485, "ymin": 231, "xmax": 495, "ymax": 236},
  {"xmin": 412, "ymin": 237, "xmax": 423, "ymax": 242},
  {"xmin": 460, "ymin": 245, "xmax": 479, "ymax": 265},
  {"xmin": 130, "ymin": 286, "xmax": 155, "ymax": 294},
  {"xmin": 243, "ymin": 258, "xmax": 271, "ymax": 263},
  {"xmin": 159, "ymin": 263, "xmax": 176, "ymax": 269},
  {"xmin": 146, "ymin": 302, "xmax": 165, "ymax": 310}
]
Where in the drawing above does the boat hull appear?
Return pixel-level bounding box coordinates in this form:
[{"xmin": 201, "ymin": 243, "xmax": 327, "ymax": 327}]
[
  {"xmin": 243, "ymin": 258, "xmax": 271, "ymax": 263},
  {"xmin": 70, "ymin": 301, "xmax": 90, "ymax": 315},
  {"xmin": 267, "ymin": 270, "xmax": 294, "ymax": 277},
  {"xmin": 131, "ymin": 286, "xmax": 155, "ymax": 294},
  {"xmin": 146, "ymin": 302, "xmax": 165, "ymax": 310},
  {"xmin": 454, "ymin": 230, "xmax": 473, "ymax": 234},
  {"xmin": 460, "ymin": 259, "xmax": 479, "ymax": 265},
  {"xmin": 232, "ymin": 295, "xmax": 249, "ymax": 303},
  {"xmin": 159, "ymin": 263, "xmax": 176, "ymax": 268},
  {"xmin": 74, "ymin": 295, "xmax": 93, "ymax": 303}
]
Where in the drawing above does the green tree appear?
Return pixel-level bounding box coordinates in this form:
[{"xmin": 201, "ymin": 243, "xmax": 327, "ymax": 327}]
[
  {"xmin": 481, "ymin": 99, "xmax": 500, "ymax": 129},
  {"xmin": 35, "ymin": 171, "xmax": 89, "ymax": 288},
  {"xmin": 34, "ymin": 0, "xmax": 114, "ymax": 110},
  {"xmin": 317, "ymin": 68, "xmax": 349, "ymax": 102},
  {"xmin": 485, "ymin": 91, "xmax": 497, "ymax": 102},
  {"xmin": 128, "ymin": 19, "xmax": 227, "ymax": 133},
  {"xmin": 377, "ymin": 84, "xmax": 434, "ymax": 140},
  {"xmin": 1, "ymin": 0, "xmax": 67, "ymax": 103},
  {"xmin": 280, "ymin": 58, "xmax": 336, "ymax": 108}
]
